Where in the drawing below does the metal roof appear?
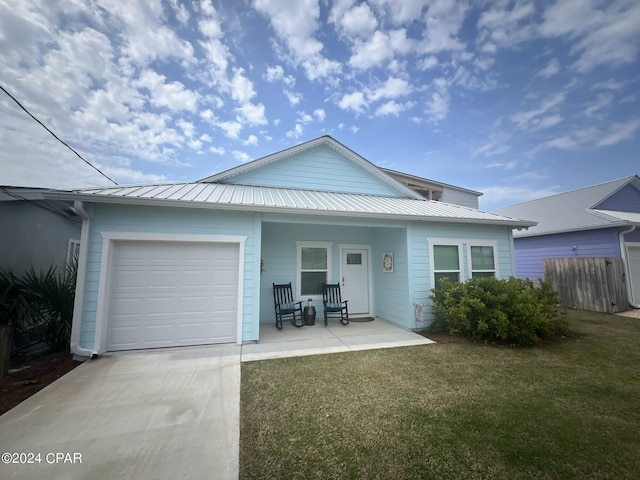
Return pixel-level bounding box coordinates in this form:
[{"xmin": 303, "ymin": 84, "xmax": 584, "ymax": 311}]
[
  {"xmin": 62, "ymin": 182, "xmax": 534, "ymax": 227},
  {"xmin": 495, "ymin": 176, "xmax": 640, "ymax": 237}
]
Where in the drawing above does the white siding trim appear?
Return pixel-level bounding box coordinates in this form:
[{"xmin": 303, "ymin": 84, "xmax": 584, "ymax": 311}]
[{"xmin": 95, "ymin": 232, "xmax": 247, "ymax": 353}]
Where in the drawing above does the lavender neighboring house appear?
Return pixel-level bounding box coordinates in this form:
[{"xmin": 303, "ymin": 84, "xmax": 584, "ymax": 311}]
[{"xmin": 496, "ymin": 175, "xmax": 640, "ymax": 308}]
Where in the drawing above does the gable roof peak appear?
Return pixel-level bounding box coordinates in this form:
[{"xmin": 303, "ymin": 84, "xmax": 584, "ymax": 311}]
[{"xmin": 198, "ymin": 135, "xmax": 425, "ymax": 200}]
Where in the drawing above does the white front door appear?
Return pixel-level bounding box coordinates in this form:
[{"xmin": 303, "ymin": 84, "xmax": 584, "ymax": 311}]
[{"xmin": 341, "ymin": 248, "xmax": 370, "ymax": 315}]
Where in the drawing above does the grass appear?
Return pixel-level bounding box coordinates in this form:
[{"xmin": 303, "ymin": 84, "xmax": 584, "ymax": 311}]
[{"xmin": 240, "ymin": 310, "xmax": 640, "ymax": 479}]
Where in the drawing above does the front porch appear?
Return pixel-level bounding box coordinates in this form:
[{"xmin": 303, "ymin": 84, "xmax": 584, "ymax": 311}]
[{"xmin": 242, "ymin": 318, "xmax": 434, "ymax": 361}]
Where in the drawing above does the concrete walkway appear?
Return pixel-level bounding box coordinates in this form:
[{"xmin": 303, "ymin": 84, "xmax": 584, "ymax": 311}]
[
  {"xmin": 0, "ymin": 319, "xmax": 433, "ymax": 479},
  {"xmin": 0, "ymin": 345, "xmax": 241, "ymax": 480},
  {"xmin": 242, "ymin": 318, "xmax": 434, "ymax": 361}
]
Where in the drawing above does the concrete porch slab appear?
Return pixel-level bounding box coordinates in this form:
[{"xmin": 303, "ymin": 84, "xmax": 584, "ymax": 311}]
[{"xmin": 241, "ymin": 318, "xmax": 435, "ymax": 362}]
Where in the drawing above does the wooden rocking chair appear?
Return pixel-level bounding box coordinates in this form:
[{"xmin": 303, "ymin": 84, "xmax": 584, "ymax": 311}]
[
  {"xmin": 322, "ymin": 283, "xmax": 349, "ymax": 326},
  {"xmin": 273, "ymin": 282, "xmax": 303, "ymax": 330}
]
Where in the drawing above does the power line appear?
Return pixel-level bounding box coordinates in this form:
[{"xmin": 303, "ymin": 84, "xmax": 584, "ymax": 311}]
[{"xmin": 0, "ymin": 83, "xmax": 118, "ymax": 186}]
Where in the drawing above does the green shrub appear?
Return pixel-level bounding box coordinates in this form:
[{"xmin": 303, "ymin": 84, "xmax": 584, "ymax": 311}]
[
  {"xmin": 0, "ymin": 260, "xmax": 77, "ymax": 353},
  {"xmin": 429, "ymin": 276, "xmax": 568, "ymax": 346}
]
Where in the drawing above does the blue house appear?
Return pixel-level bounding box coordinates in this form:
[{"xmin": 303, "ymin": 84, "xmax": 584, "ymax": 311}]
[
  {"xmin": 496, "ymin": 175, "xmax": 640, "ymax": 309},
  {"xmin": 29, "ymin": 136, "xmax": 532, "ymax": 357}
]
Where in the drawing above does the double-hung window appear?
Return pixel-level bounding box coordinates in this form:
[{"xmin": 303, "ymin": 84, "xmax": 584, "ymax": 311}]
[
  {"xmin": 433, "ymin": 244, "xmax": 461, "ymax": 287},
  {"xmin": 470, "ymin": 245, "xmax": 496, "ymax": 278},
  {"xmin": 297, "ymin": 242, "xmax": 332, "ymax": 297}
]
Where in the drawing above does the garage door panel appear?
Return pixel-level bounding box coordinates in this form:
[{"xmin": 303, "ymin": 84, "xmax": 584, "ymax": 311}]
[{"xmin": 107, "ymin": 241, "xmax": 239, "ymax": 351}]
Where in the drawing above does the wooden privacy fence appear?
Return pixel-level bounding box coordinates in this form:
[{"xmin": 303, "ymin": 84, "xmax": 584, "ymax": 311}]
[{"xmin": 544, "ymin": 257, "xmax": 628, "ymax": 313}]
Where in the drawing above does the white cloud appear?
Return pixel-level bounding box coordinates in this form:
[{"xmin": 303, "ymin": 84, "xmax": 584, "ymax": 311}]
[
  {"xmin": 209, "ymin": 146, "xmax": 225, "ymax": 155},
  {"xmin": 349, "ymin": 29, "xmax": 415, "ymax": 70},
  {"xmin": 232, "ymin": 150, "xmax": 252, "ymax": 162},
  {"xmin": 375, "ymin": 101, "xmax": 405, "ymax": 116},
  {"xmin": 253, "ymin": 0, "xmax": 341, "ymax": 79},
  {"xmin": 216, "ymin": 120, "xmax": 244, "ymax": 139},
  {"xmin": 419, "ymin": 0, "xmax": 469, "ymax": 54},
  {"xmin": 485, "ymin": 160, "xmax": 517, "ymax": 170},
  {"xmin": 370, "ymin": 0, "xmax": 429, "ymax": 25},
  {"xmin": 243, "ymin": 134, "xmax": 258, "ymax": 146},
  {"xmin": 597, "ymin": 119, "xmax": 640, "ymax": 146},
  {"xmin": 236, "ymin": 102, "xmax": 268, "ymax": 126},
  {"xmin": 368, "ymin": 77, "xmax": 411, "ymax": 101},
  {"xmin": 313, "ymin": 108, "xmax": 326, "ymax": 121},
  {"xmin": 532, "ymin": 114, "xmax": 563, "ymax": 130},
  {"xmin": 350, "ymin": 125, "xmax": 359, "ymax": 133},
  {"xmin": 337, "ymin": 91, "xmax": 367, "ymax": 113},
  {"xmin": 135, "ymin": 70, "xmax": 200, "ymax": 112},
  {"xmin": 418, "ymin": 55, "xmax": 438, "ymax": 70},
  {"xmin": 286, "ymin": 123, "xmax": 304, "ymax": 138},
  {"xmin": 285, "ymin": 90, "xmax": 303, "ymax": 105},
  {"xmin": 230, "ymin": 68, "xmax": 256, "ymax": 103},
  {"xmin": 477, "ymin": 0, "xmax": 535, "ymax": 50},
  {"xmin": 340, "ymin": 3, "xmax": 378, "ymax": 37},
  {"xmin": 537, "ymin": 58, "xmax": 561, "ymax": 78},
  {"xmin": 511, "ymin": 93, "xmax": 566, "ymax": 127},
  {"xmin": 539, "ymin": 0, "xmax": 640, "ymax": 72}
]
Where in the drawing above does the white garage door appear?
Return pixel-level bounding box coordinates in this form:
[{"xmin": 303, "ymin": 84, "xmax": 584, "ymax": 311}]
[
  {"xmin": 629, "ymin": 246, "xmax": 640, "ymax": 305},
  {"xmin": 107, "ymin": 241, "xmax": 239, "ymax": 351}
]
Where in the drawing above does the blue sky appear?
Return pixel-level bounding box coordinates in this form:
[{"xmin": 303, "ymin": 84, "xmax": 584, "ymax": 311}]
[{"xmin": 0, "ymin": 0, "xmax": 638, "ymax": 211}]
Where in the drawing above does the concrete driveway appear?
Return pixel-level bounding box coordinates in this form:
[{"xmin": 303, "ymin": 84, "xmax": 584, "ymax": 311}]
[{"xmin": 0, "ymin": 345, "xmax": 241, "ymax": 480}]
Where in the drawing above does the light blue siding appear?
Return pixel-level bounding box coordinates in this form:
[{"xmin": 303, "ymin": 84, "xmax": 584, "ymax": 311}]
[
  {"xmin": 78, "ymin": 204, "xmax": 260, "ymax": 350},
  {"xmin": 260, "ymin": 216, "xmax": 515, "ymax": 330},
  {"xmin": 595, "ymin": 184, "xmax": 640, "ymax": 212},
  {"xmin": 372, "ymin": 227, "xmax": 411, "ymax": 328},
  {"xmin": 260, "ymin": 220, "xmax": 377, "ymax": 325},
  {"xmin": 227, "ymin": 145, "xmax": 403, "ymax": 196},
  {"xmin": 409, "ymin": 222, "xmax": 516, "ymax": 324},
  {"xmin": 513, "ymin": 228, "xmax": 621, "ymax": 280}
]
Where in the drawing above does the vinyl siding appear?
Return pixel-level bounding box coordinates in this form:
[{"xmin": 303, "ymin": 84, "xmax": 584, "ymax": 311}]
[
  {"xmin": 410, "ymin": 222, "xmax": 516, "ymax": 324},
  {"xmin": 512, "ymin": 228, "xmax": 621, "ymax": 280},
  {"xmin": 227, "ymin": 144, "xmax": 403, "ymax": 197},
  {"xmin": 441, "ymin": 187, "xmax": 479, "ymax": 209},
  {"xmin": 372, "ymin": 227, "xmax": 410, "ymax": 328},
  {"xmin": 78, "ymin": 204, "xmax": 260, "ymax": 350},
  {"xmin": 259, "ymin": 220, "xmax": 377, "ymax": 325},
  {"xmin": 595, "ymin": 184, "xmax": 640, "ymax": 212}
]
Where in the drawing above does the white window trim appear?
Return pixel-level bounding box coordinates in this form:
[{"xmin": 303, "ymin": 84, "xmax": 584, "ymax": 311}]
[
  {"xmin": 296, "ymin": 241, "xmax": 332, "ymax": 300},
  {"xmin": 428, "ymin": 238, "xmax": 465, "ymax": 288},
  {"xmin": 428, "ymin": 238, "xmax": 499, "ymax": 288},
  {"xmin": 467, "ymin": 241, "xmax": 499, "ymax": 278}
]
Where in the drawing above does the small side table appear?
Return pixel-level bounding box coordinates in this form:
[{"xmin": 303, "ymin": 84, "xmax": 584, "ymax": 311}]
[{"xmin": 303, "ymin": 305, "xmax": 316, "ymax": 326}]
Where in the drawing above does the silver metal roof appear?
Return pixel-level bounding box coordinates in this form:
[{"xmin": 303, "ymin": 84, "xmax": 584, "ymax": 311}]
[
  {"xmin": 495, "ymin": 176, "xmax": 640, "ymax": 237},
  {"xmin": 65, "ymin": 182, "xmax": 534, "ymax": 227}
]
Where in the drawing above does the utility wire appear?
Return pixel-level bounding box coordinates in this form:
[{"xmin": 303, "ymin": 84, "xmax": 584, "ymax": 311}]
[{"xmin": 0, "ymin": 83, "xmax": 118, "ymax": 185}]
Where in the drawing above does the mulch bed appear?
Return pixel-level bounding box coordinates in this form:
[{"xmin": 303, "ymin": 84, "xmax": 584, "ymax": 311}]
[{"xmin": 0, "ymin": 352, "xmax": 82, "ymax": 416}]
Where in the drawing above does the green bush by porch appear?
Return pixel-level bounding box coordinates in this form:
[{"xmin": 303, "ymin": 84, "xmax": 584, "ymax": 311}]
[{"xmin": 429, "ymin": 276, "xmax": 568, "ymax": 345}]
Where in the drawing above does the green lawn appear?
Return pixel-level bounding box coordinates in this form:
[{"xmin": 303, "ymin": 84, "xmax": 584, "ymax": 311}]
[{"xmin": 240, "ymin": 310, "xmax": 640, "ymax": 479}]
